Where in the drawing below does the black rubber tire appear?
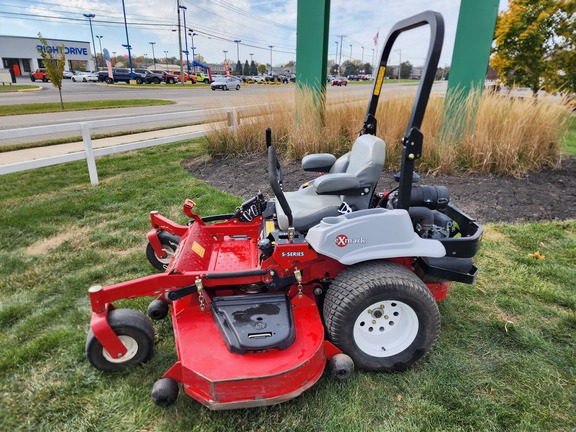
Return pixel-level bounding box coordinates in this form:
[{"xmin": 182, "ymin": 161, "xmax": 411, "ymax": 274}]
[
  {"xmin": 135, "ymin": 77, "xmax": 143, "ymax": 84},
  {"xmin": 236, "ymin": 84, "xmax": 240, "ymax": 90},
  {"xmin": 323, "ymin": 261, "xmax": 440, "ymax": 372},
  {"xmin": 147, "ymin": 299, "xmax": 169, "ymax": 321},
  {"xmin": 223, "ymin": 85, "xmax": 228, "ymax": 91},
  {"xmin": 168, "ymin": 78, "xmax": 175, "ymax": 84},
  {"xmin": 105, "ymin": 77, "xmax": 113, "ymax": 84},
  {"xmin": 82, "ymin": 77, "xmax": 87, "ymax": 82},
  {"xmin": 146, "ymin": 231, "xmax": 181, "ymax": 271},
  {"xmin": 85, "ymin": 309, "xmax": 155, "ymax": 372},
  {"xmin": 151, "ymin": 378, "xmax": 179, "ymax": 407},
  {"xmin": 211, "ymin": 88, "xmax": 215, "ymax": 91},
  {"xmin": 329, "ymin": 353, "xmax": 355, "ymax": 381},
  {"xmin": 153, "ymin": 77, "xmax": 161, "ymax": 84},
  {"xmin": 42, "ymin": 76, "xmax": 48, "ymax": 82},
  {"xmin": 30, "ymin": 76, "xmax": 36, "ymax": 82}
]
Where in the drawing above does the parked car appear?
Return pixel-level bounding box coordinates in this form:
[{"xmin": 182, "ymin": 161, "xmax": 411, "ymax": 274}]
[
  {"xmin": 331, "ymin": 77, "xmax": 348, "ymax": 86},
  {"xmin": 134, "ymin": 69, "xmax": 165, "ymax": 84},
  {"xmin": 98, "ymin": 69, "xmax": 145, "ymax": 84},
  {"xmin": 72, "ymin": 71, "xmax": 99, "ymax": 82},
  {"xmin": 169, "ymin": 70, "xmax": 198, "ymax": 83},
  {"xmin": 211, "ymin": 77, "xmax": 241, "ymax": 91},
  {"xmin": 30, "ymin": 68, "xmax": 48, "ymax": 82},
  {"xmin": 149, "ymin": 70, "xmax": 179, "ymax": 84},
  {"xmin": 191, "ymin": 72, "xmax": 211, "ymax": 84},
  {"xmin": 63, "ymin": 71, "xmax": 75, "ymax": 79}
]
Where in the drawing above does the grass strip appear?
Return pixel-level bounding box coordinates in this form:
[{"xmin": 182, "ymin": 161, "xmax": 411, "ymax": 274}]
[
  {"xmin": 0, "ymin": 84, "xmax": 40, "ymax": 92},
  {"xmin": 0, "ymin": 99, "xmax": 175, "ymax": 116},
  {"xmin": 0, "ymin": 140, "xmax": 574, "ymax": 431}
]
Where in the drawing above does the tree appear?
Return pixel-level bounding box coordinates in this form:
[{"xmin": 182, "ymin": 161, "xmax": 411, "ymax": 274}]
[
  {"xmin": 257, "ymin": 64, "xmax": 267, "ymax": 75},
  {"xmin": 243, "ymin": 60, "xmax": 250, "ymax": 76},
  {"xmin": 361, "ymin": 62, "xmax": 373, "ymax": 75},
  {"xmin": 250, "ymin": 60, "xmax": 257, "ymax": 76},
  {"xmin": 37, "ymin": 33, "xmax": 66, "ymax": 109},
  {"xmin": 400, "ymin": 61, "xmax": 413, "ymax": 79},
  {"xmin": 491, "ymin": 0, "xmax": 575, "ymax": 94}
]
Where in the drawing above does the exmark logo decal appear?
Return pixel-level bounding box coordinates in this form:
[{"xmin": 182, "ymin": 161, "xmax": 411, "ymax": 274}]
[{"xmin": 335, "ymin": 234, "xmax": 366, "ymax": 247}]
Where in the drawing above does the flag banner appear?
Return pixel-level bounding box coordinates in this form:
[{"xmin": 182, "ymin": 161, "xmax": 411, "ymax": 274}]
[
  {"xmin": 373, "ymin": 31, "xmax": 379, "ymax": 46},
  {"xmin": 103, "ymin": 48, "xmax": 113, "ymax": 78}
]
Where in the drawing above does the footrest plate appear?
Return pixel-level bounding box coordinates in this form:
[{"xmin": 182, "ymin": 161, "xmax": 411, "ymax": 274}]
[{"xmin": 211, "ymin": 293, "xmax": 295, "ymax": 354}]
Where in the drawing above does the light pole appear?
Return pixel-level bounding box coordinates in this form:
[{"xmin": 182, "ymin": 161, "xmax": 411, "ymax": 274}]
[
  {"xmin": 249, "ymin": 52, "xmax": 254, "ymax": 75},
  {"xmin": 83, "ymin": 13, "xmax": 98, "ymax": 70},
  {"xmin": 120, "ymin": 0, "xmax": 133, "ymax": 79},
  {"xmin": 348, "ymin": 44, "xmax": 352, "ymax": 76},
  {"xmin": 95, "ymin": 35, "xmax": 103, "ymax": 68},
  {"xmin": 223, "ymin": 50, "xmax": 227, "ymax": 61},
  {"xmin": 268, "ymin": 45, "xmax": 273, "ymax": 76},
  {"xmin": 149, "ymin": 41, "xmax": 156, "ymax": 68},
  {"xmin": 234, "ymin": 39, "xmax": 241, "ymax": 74},
  {"xmin": 164, "ymin": 50, "xmax": 169, "ymax": 66},
  {"xmin": 179, "ymin": 5, "xmax": 190, "ymax": 77},
  {"xmin": 393, "ymin": 48, "xmax": 401, "ymax": 80},
  {"xmin": 143, "ymin": 53, "xmax": 148, "ymax": 68},
  {"xmin": 334, "ymin": 41, "xmax": 338, "ymax": 73},
  {"xmin": 188, "ymin": 30, "xmax": 197, "ymax": 70},
  {"xmin": 361, "ymin": 46, "xmax": 364, "ymax": 64}
]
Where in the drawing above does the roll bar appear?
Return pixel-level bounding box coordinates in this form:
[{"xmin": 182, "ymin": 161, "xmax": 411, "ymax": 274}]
[{"xmin": 361, "ymin": 11, "xmax": 444, "ymax": 211}]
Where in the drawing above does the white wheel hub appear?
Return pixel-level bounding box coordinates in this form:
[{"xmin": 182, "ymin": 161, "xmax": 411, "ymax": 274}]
[
  {"xmin": 353, "ymin": 300, "xmax": 419, "ymax": 357},
  {"xmin": 156, "ymin": 245, "xmax": 175, "ymax": 265},
  {"xmin": 102, "ymin": 335, "xmax": 139, "ymax": 363}
]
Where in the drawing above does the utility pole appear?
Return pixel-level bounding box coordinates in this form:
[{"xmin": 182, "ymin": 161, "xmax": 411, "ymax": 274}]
[
  {"xmin": 83, "ymin": 14, "xmax": 98, "ymax": 70},
  {"xmin": 164, "ymin": 50, "xmax": 168, "ymax": 66},
  {"xmin": 334, "ymin": 41, "xmax": 338, "ymax": 73},
  {"xmin": 348, "ymin": 44, "xmax": 352, "ymax": 76}
]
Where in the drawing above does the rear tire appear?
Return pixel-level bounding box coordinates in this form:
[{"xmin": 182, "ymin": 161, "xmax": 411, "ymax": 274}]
[
  {"xmin": 323, "ymin": 261, "xmax": 440, "ymax": 372},
  {"xmin": 85, "ymin": 309, "xmax": 155, "ymax": 372},
  {"xmin": 105, "ymin": 77, "xmax": 113, "ymax": 84},
  {"xmin": 153, "ymin": 77, "xmax": 161, "ymax": 84}
]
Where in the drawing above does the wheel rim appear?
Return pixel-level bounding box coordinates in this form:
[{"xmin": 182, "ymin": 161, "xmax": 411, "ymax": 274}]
[
  {"xmin": 156, "ymin": 245, "xmax": 175, "ymax": 265},
  {"xmin": 353, "ymin": 300, "xmax": 418, "ymax": 357},
  {"xmin": 102, "ymin": 335, "xmax": 139, "ymax": 363}
]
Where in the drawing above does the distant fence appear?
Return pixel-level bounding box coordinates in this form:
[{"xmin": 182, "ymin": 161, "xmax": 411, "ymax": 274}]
[{"xmin": 0, "ymin": 108, "xmax": 239, "ymax": 185}]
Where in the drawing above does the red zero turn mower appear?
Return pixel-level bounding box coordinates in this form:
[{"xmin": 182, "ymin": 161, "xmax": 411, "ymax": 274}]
[{"xmin": 86, "ymin": 11, "xmax": 482, "ymax": 410}]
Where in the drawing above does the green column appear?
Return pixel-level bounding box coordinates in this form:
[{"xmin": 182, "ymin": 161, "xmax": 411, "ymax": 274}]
[
  {"xmin": 443, "ymin": 0, "xmax": 499, "ymax": 140},
  {"xmin": 296, "ymin": 0, "xmax": 330, "ymax": 125}
]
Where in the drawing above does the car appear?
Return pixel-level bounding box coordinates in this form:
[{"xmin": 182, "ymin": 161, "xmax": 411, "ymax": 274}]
[
  {"xmin": 149, "ymin": 70, "xmax": 179, "ymax": 84},
  {"xmin": 72, "ymin": 71, "xmax": 99, "ymax": 82},
  {"xmin": 211, "ymin": 77, "xmax": 241, "ymax": 91},
  {"xmin": 63, "ymin": 71, "xmax": 75, "ymax": 79},
  {"xmin": 190, "ymin": 72, "xmax": 211, "ymax": 84},
  {"xmin": 98, "ymin": 68, "xmax": 145, "ymax": 84},
  {"xmin": 134, "ymin": 69, "xmax": 166, "ymax": 85},
  {"xmin": 30, "ymin": 68, "xmax": 48, "ymax": 82},
  {"xmin": 169, "ymin": 70, "xmax": 198, "ymax": 83},
  {"xmin": 331, "ymin": 77, "xmax": 348, "ymax": 86}
]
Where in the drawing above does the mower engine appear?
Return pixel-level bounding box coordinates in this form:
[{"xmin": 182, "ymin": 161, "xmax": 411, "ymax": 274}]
[{"xmin": 381, "ymin": 185, "xmax": 453, "ymax": 240}]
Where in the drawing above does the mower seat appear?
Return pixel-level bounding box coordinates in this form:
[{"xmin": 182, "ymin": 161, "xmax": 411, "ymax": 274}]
[{"xmin": 276, "ymin": 134, "xmax": 386, "ymax": 232}]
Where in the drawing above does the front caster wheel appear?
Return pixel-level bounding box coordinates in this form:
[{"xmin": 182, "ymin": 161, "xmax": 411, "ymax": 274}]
[
  {"xmin": 146, "ymin": 231, "xmax": 181, "ymax": 271},
  {"xmin": 324, "ymin": 261, "xmax": 440, "ymax": 372},
  {"xmin": 329, "ymin": 353, "xmax": 354, "ymax": 381},
  {"xmin": 152, "ymin": 378, "xmax": 179, "ymax": 407},
  {"xmin": 86, "ymin": 309, "xmax": 155, "ymax": 372},
  {"xmin": 147, "ymin": 299, "xmax": 169, "ymax": 321}
]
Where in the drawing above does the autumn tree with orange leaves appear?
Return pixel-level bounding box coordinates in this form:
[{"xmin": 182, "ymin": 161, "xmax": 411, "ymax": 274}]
[{"xmin": 491, "ymin": 0, "xmax": 575, "ymax": 94}]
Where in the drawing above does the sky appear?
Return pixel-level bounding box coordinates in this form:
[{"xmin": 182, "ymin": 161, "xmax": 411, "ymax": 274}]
[{"xmin": 0, "ymin": 0, "xmax": 509, "ymax": 68}]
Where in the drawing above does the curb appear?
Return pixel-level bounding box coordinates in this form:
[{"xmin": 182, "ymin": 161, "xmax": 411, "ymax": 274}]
[{"xmin": 17, "ymin": 86, "xmax": 44, "ymax": 92}]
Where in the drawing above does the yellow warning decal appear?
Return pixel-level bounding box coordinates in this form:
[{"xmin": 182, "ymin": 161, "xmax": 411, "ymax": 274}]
[
  {"xmin": 374, "ymin": 66, "xmax": 386, "ymax": 96},
  {"xmin": 192, "ymin": 241, "xmax": 205, "ymax": 258},
  {"xmin": 266, "ymin": 220, "xmax": 276, "ymax": 237}
]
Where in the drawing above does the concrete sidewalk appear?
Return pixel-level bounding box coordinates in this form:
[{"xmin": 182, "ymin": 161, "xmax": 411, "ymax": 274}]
[{"xmin": 0, "ymin": 123, "xmax": 213, "ymax": 166}]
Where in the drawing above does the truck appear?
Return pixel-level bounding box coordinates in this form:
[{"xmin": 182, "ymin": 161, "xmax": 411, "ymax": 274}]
[{"xmin": 30, "ymin": 68, "xmax": 48, "ymax": 82}]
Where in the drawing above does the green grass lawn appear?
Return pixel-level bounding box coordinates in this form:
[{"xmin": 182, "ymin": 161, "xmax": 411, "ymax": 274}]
[
  {"xmin": 0, "ymin": 99, "xmax": 175, "ymax": 116},
  {"xmin": 0, "ymin": 84, "xmax": 41, "ymax": 92},
  {"xmin": 0, "ymin": 141, "xmax": 574, "ymax": 431}
]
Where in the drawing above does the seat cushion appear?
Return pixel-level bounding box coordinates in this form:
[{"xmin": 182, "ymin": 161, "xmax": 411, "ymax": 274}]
[{"xmin": 276, "ymin": 186, "xmax": 342, "ymax": 231}]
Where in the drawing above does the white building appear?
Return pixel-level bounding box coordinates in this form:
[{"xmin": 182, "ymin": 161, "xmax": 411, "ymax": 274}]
[{"xmin": 0, "ymin": 35, "xmax": 93, "ymax": 76}]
